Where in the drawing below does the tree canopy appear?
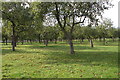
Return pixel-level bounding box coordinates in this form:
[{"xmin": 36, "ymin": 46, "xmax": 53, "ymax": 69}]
[{"xmin": 2, "ymin": 1, "xmax": 118, "ymax": 54}]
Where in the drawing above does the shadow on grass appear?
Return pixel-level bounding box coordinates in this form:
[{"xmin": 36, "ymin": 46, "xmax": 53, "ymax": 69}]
[
  {"xmin": 2, "ymin": 44, "xmax": 118, "ymax": 68},
  {"xmin": 1, "ymin": 78, "xmax": 119, "ymax": 80},
  {"xmin": 28, "ymin": 44, "xmax": 99, "ymax": 51},
  {"xmin": 42, "ymin": 51, "xmax": 118, "ymax": 67},
  {"xmin": 2, "ymin": 48, "xmax": 39, "ymax": 55},
  {"xmin": 2, "ymin": 45, "xmax": 99, "ymax": 54}
]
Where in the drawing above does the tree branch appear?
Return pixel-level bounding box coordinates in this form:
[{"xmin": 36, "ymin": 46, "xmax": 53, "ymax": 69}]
[{"xmin": 74, "ymin": 16, "xmax": 86, "ymax": 25}]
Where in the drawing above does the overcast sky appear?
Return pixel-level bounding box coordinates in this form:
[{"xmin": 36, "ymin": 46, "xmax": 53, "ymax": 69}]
[{"xmin": 103, "ymin": 0, "xmax": 119, "ymax": 28}]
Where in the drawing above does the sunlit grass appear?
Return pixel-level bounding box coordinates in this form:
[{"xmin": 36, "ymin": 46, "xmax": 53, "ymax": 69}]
[{"xmin": 2, "ymin": 40, "xmax": 118, "ymax": 78}]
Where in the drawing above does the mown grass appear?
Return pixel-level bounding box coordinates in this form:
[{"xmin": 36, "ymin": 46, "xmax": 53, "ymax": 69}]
[{"xmin": 2, "ymin": 39, "xmax": 118, "ymax": 78}]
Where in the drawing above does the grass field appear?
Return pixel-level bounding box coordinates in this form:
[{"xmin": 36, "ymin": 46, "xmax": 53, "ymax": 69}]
[{"xmin": 2, "ymin": 39, "xmax": 118, "ymax": 78}]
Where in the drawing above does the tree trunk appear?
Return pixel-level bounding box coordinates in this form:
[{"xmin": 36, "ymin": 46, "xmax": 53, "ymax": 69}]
[
  {"xmin": 79, "ymin": 39, "xmax": 81, "ymax": 44},
  {"xmin": 27, "ymin": 40, "xmax": 29, "ymax": 43},
  {"xmin": 15, "ymin": 41, "xmax": 17, "ymax": 47},
  {"xmin": 5, "ymin": 38, "xmax": 8, "ymax": 45},
  {"xmin": 55, "ymin": 39, "xmax": 57, "ymax": 44},
  {"xmin": 103, "ymin": 37, "xmax": 106, "ymax": 45},
  {"xmin": 80, "ymin": 38, "xmax": 84, "ymax": 44},
  {"xmin": 90, "ymin": 38, "xmax": 94, "ymax": 48},
  {"xmin": 3, "ymin": 40, "xmax": 5, "ymax": 44},
  {"xmin": 12, "ymin": 26, "xmax": 15, "ymax": 51},
  {"xmin": 45, "ymin": 40, "xmax": 48, "ymax": 46},
  {"xmin": 81, "ymin": 38, "xmax": 84, "ymax": 42},
  {"xmin": 38, "ymin": 34, "xmax": 41, "ymax": 43},
  {"xmin": 15, "ymin": 36, "xmax": 18, "ymax": 47},
  {"xmin": 99, "ymin": 37, "xmax": 102, "ymax": 42},
  {"xmin": 112, "ymin": 37, "xmax": 115, "ymax": 42},
  {"xmin": 68, "ymin": 39, "xmax": 75, "ymax": 54},
  {"xmin": 87, "ymin": 38, "xmax": 90, "ymax": 42},
  {"xmin": 30, "ymin": 39, "xmax": 32, "ymax": 44},
  {"xmin": 21, "ymin": 40, "xmax": 24, "ymax": 45},
  {"xmin": 44, "ymin": 40, "xmax": 45, "ymax": 44}
]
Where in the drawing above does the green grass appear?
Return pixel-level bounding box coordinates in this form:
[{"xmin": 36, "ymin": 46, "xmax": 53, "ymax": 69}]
[{"xmin": 2, "ymin": 40, "xmax": 118, "ymax": 78}]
